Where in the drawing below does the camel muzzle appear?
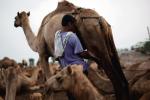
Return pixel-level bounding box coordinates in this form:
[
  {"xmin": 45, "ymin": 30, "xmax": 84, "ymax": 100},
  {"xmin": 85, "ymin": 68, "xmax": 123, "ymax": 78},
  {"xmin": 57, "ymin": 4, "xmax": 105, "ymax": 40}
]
[{"xmin": 14, "ymin": 23, "xmax": 19, "ymax": 27}]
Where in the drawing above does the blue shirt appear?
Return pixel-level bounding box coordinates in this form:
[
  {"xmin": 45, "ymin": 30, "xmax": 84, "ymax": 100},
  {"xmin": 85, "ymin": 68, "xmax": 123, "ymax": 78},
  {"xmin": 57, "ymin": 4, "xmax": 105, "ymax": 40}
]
[{"xmin": 59, "ymin": 32, "xmax": 88, "ymax": 71}]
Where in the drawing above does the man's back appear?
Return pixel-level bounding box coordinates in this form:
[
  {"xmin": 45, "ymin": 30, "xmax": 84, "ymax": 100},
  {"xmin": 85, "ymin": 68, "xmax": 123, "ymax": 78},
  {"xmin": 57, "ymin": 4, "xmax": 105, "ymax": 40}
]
[{"xmin": 59, "ymin": 32, "xmax": 88, "ymax": 71}]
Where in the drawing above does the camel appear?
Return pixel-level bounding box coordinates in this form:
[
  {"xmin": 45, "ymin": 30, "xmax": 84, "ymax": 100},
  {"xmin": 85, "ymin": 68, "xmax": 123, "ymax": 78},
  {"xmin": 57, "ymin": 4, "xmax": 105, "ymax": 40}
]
[
  {"xmin": 0, "ymin": 57, "xmax": 61, "ymax": 100},
  {"xmin": 139, "ymin": 92, "xmax": 150, "ymax": 100},
  {"xmin": 88, "ymin": 60, "xmax": 150, "ymax": 99},
  {"xmin": 45, "ymin": 64, "xmax": 104, "ymax": 100},
  {"xmin": 0, "ymin": 57, "xmax": 18, "ymax": 69},
  {"xmin": 14, "ymin": 1, "xmax": 129, "ymax": 99},
  {"xmin": 0, "ymin": 97, "xmax": 3, "ymax": 100},
  {"xmin": 16, "ymin": 92, "xmax": 42, "ymax": 100},
  {"xmin": 49, "ymin": 63, "xmax": 60, "ymax": 75},
  {"xmin": 0, "ymin": 68, "xmax": 6, "ymax": 98},
  {"xmin": 130, "ymin": 70, "xmax": 150, "ymax": 99},
  {"xmin": 88, "ymin": 64, "xmax": 114, "ymax": 95},
  {"xmin": 5, "ymin": 66, "xmax": 42, "ymax": 100}
]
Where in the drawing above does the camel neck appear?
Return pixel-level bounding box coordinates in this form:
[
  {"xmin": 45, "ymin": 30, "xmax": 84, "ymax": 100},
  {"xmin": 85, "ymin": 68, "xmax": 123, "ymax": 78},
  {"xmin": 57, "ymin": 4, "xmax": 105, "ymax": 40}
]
[
  {"xmin": 22, "ymin": 19, "xmax": 32, "ymax": 33},
  {"xmin": 21, "ymin": 18, "xmax": 37, "ymax": 52}
]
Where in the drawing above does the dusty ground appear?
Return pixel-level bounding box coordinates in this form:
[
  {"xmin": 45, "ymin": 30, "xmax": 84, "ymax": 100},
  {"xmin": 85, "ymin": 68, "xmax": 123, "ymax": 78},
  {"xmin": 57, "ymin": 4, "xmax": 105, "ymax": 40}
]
[{"xmin": 119, "ymin": 50, "xmax": 150, "ymax": 69}]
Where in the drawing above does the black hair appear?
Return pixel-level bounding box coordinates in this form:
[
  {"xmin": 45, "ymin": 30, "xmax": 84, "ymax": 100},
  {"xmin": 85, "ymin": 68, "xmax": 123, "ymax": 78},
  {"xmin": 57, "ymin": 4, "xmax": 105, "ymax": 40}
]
[{"xmin": 61, "ymin": 14, "xmax": 76, "ymax": 26}]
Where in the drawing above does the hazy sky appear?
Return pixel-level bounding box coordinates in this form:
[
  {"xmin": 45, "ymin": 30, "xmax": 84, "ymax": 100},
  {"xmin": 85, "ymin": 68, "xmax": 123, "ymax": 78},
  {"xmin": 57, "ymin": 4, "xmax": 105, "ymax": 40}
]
[{"xmin": 0, "ymin": 0, "xmax": 150, "ymax": 62}]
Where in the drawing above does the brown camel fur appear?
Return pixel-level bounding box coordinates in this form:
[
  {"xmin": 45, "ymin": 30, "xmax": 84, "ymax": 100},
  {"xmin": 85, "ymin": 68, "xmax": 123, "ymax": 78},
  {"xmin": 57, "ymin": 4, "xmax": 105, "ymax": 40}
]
[
  {"xmin": 88, "ymin": 64, "xmax": 114, "ymax": 95},
  {"xmin": 139, "ymin": 92, "xmax": 150, "ymax": 100},
  {"xmin": 45, "ymin": 64, "xmax": 104, "ymax": 100},
  {"xmin": 16, "ymin": 93, "xmax": 42, "ymax": 100},
  {"xmin": 0, "ymin": 68, "xmax": 6, "ymax": 98},
  {"xmin": 0, "ymin": 57, "xmax": 18, "ymax": 69},
  {"xmin": 49, "ymin": 63, "xmax": 60, "ymax": 75},
  {"xmin": 0, "ymin": 97, "xmax": 3, "ymax": 100},
  {"xmin": 5, "ymin": 66, "xmax": 41, "ymax": 100},
  {"xmin": 130, "ymin": 70, "xmax": 150, "ymax": 99}
]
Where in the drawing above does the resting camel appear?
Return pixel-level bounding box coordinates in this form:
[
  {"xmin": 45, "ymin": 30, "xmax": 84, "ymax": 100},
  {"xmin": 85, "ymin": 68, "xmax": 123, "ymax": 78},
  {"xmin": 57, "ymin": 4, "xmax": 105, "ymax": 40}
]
[
  {"xmin": 5, "ymin": 66, "xmax": 41, "ymax": 100},
  {"xmin": 45, "ymin": 64, "xmax": 104, "ymax": 100},
  {"xmin": 139, "ymin": 92, "xmax": 150, "ymax": 100},
  {"xmin": 130, "ymin": 70, "xmax": 150, "ymax": 100},
  {"xmin": 14, "ymin": 1, "xmax": 129, "ymax": 99},
  {"xmin": 16, "ymin": 92, "xmax": 42, "ymax": 100},
  {"xmin": 0, "ymin": 97, "xmax": 3, "ymax": 100},
  {"xmin": 0, "ymin": 57, "xmax": 18, "ymax": 69}
]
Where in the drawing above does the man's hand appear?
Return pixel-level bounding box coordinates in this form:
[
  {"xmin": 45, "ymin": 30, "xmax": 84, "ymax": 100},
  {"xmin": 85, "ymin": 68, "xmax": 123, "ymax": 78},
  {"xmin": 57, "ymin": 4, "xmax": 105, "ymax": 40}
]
[{"xmin": 78, "ymin": 50, "xmax": 95, "ymax": 59}]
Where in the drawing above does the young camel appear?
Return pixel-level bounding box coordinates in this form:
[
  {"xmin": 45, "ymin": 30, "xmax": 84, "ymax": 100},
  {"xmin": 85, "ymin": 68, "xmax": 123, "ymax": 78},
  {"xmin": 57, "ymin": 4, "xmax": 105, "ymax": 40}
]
[{"xmin": 45, "ymin": 64, "xmax": 105, "ymax": 100}]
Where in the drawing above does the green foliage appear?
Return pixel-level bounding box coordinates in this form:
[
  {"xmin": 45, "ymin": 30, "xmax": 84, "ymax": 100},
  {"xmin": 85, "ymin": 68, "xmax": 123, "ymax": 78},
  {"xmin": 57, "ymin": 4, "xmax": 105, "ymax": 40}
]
[
  {"xmin": 131, "ymin": 40, "xmax": 150, "ymax": 54},
  {"xmin": 143, "ymin": 41, "xmax": 150, "ymax": 53}
]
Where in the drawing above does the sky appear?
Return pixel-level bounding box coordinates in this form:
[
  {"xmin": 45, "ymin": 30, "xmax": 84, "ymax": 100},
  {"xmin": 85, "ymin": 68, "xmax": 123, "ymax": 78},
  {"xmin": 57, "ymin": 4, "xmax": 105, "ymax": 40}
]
[{"xmin": 0, "ymin": 0, "xmax": 150, "ymax": 63}]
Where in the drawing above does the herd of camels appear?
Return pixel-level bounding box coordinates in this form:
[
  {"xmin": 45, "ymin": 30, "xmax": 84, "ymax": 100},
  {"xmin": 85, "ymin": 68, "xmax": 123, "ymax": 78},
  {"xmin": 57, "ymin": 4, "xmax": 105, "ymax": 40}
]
[{"xmin": 0, "ymin": 0, "xmax": 149, "ymax": 100}]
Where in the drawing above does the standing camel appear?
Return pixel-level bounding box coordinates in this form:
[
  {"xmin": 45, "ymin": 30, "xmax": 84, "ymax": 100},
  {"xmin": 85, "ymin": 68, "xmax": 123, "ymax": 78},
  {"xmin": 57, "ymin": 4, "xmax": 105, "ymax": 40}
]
[
  {"xmin": 14, "ymin": 1, "xmax": 77, "ymax": 79},
  {"xmin": 14, "ymin": 1, "xmax": 129, "ymax": 99}
]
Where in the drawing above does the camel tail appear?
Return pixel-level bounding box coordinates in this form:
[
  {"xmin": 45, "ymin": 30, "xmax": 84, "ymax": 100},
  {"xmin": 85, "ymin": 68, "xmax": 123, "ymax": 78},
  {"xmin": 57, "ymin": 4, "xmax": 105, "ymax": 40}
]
[
  {"xmin": 99, "ymin": 16, "xmax": 121, "ymax": 68},
  {"xmin": 99, "ymin": 16, "xmax": 130, "ymax": 100},
  {"xmin": 99, "ymin": 17, "xmax": 128, "ymax": 83}
]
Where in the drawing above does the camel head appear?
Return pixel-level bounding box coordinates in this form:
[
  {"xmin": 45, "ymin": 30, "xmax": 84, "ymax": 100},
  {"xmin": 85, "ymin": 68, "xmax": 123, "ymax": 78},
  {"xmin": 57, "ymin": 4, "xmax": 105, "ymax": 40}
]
[
  {"xmin": 45, "ymin": 64, "xmax": 83, "ymax": 92},
  {"xmin": 14, "ymin": 11, "xmax": 30, "ymax": 27}
]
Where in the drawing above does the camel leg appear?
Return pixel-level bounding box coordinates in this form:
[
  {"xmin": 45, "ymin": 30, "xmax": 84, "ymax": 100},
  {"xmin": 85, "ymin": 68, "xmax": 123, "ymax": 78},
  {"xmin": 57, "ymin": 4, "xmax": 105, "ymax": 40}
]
[
  {"xmin": 106, "ymin": 28, "xmax": 130, "ymax": 100},
  {"xmin": 97, "ymin": 55, "xmax": 130, "ymax": 100},
  {"xmin": 88, "ymin": 48, "xmax": 129, "ymax": 99},
  {"xmin": 5, "ymin": 82, "xmax": 17, "ymax": 100},
  {"xmin": 95, "ymin": 23, "xmax": 130, "ymax": 99},
  {"xmin": 89, "ymin": 46, "xmax": 130, "ymax": 100},
  {"xmin": 5, "ymin": 67, "xmax": 18, "ymax": 100},
  {"xmin": 39, "ymin": 54, "xmax": 52, "ymax": 80},
  {"xmin": 110, "ymin": 56, "xmax": 130, "ymax": 99}
]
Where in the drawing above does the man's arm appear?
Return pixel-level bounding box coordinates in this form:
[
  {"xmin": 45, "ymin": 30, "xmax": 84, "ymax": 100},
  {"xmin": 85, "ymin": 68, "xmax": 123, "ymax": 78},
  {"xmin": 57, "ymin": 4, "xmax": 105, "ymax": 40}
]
[
  {"xmin": 70, "ymin": 33, "xmax": 96, "ymax": 60},
  {"xmin": 78, "ymin": 50, "xmax": 96, "ymax": 60}
]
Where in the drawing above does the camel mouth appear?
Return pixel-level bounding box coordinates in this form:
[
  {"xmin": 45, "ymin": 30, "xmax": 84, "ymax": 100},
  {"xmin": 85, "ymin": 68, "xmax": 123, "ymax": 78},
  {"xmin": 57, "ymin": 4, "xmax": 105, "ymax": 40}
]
[{"xmin": 14, "ymin": 23, "xmax": 19, "ymax": 27}]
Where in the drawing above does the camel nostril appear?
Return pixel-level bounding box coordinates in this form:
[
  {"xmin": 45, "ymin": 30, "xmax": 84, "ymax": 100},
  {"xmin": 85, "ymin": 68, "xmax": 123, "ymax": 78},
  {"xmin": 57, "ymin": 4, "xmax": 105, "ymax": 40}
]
[
  {"xmin": 14, "ymin": 23, "xmax": 16, "ymax": 27},
  {"xmin": 14, "ymin": 23, "xmax": 18, "ymax": 27}
]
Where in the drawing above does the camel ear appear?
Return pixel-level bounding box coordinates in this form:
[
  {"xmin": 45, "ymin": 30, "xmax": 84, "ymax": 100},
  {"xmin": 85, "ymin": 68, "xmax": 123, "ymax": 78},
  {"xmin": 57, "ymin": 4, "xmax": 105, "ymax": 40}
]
[
  {"xmin": 27, "ymin": 12, "xmax": 30, "ymax": 16},
  {"xmin": 67, "ymin": 66, "xmax": 74, "ymax": 75},
  {"xmin": 17, "ymin": 12, "xmax": 20, "ymax": 16}
]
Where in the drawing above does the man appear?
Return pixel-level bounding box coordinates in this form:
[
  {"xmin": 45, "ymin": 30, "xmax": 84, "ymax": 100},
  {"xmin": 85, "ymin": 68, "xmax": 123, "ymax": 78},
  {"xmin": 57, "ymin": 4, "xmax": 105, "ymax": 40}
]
[
  {"xmin": 54, "ymin": 14, "xmax": 90, "ymax": 74},
  {"xmin": 54, "ymin": 14, "xmax": 91, "ymax": 100}
]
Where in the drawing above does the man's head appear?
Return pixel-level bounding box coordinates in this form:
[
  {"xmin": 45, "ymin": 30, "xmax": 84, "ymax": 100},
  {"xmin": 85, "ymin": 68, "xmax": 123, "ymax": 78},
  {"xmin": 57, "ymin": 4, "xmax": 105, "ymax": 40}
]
[
  {"xmin": 61, "ymin": 14, "xmax": 76, "ymax": 26},
  {"xmin": 61, "ymin": 14, "xmax": 76, "ymax": 32}
]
